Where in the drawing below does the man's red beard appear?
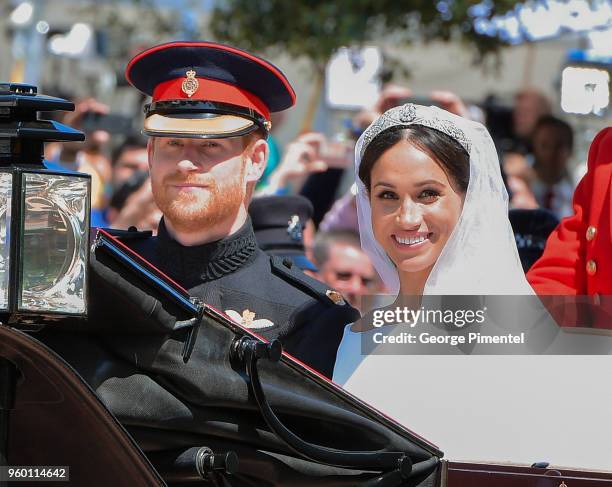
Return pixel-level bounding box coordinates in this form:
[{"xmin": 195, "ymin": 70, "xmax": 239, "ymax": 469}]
[{"xmin": 152, "ymin": 170, "xmax": 245, "ymax": 233}]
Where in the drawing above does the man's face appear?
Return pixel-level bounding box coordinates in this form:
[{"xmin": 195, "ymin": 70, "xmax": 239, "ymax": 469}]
[
  {"xmin": 148, "ymin": 136, "xmax": 249, "ymax": 233},
  {"xmin": 113, "ymin": 146, "xmax": 149, "ymax": 187},
  {"xmin": 320, "ymin": 242, "xmax": 380, "ymax": 310}
]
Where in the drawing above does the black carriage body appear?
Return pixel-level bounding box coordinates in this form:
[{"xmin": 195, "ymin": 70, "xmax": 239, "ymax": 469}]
[{"xmin": 4, "ymin": 229, "xmax": 612, "ymax": 486}]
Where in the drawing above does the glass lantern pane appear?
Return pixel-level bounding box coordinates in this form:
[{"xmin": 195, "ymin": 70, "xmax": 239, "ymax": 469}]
[
  {"xmin": 18, "ymin": 172, "xmax": 89, "ymax": 315},
  {"xmin": 0, "ymin": 172, "xmax": 12, "ymax": 311}
]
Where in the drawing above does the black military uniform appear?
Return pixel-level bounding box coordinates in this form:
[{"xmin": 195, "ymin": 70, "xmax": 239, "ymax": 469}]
[{"xmin": 90, "ymin": 217, "xmax": 356, "ymax": 377}]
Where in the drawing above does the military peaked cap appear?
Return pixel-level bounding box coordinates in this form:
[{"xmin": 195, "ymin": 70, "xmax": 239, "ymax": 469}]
[
  {"xmin": 250, "ymin": 195, "xmax": 317, "ymax": 272},
  {"xmin": 125, "ymin": 41, "xmax": 296, "ymax": 139}
]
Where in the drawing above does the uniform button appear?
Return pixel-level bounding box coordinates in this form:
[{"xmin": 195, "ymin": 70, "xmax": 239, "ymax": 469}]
[
  {"xmin": 586, "ymin": 260, "xmax": 597, "ymax": 276},
  {"xmin": 586, "ymin": 226, "xmax": 597, "ymax": 241}
]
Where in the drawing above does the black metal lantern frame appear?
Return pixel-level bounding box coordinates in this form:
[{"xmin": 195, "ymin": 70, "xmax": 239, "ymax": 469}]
[{"xmin": 0, "ymin": 83, "xmax": 89, "ymax": 325}]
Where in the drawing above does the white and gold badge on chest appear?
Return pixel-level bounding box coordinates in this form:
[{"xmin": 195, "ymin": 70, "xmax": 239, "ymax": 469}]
[{"xmin": 225, "ymin": 309, "xmax": 275, "ymax": 329}]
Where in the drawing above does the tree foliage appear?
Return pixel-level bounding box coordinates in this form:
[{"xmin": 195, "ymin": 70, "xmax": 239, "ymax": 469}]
[{"xmin": 210, "ymin": 0, "xmax": 522, "ymax": 71}]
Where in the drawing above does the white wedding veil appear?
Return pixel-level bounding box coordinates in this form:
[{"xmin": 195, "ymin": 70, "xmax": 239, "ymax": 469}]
[{"xmin": 354, "ymin": 103, "xmax": 534, "ymax": 296}]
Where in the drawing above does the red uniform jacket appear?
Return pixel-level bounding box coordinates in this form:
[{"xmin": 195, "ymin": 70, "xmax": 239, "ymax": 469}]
[{"xmin": 527, "ymin": 127, "xmax": 612, "ymax": 327}]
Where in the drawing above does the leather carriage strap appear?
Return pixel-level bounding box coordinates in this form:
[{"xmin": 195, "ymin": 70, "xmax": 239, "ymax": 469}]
[{"xmin": 231, "ymin": 336, "xmax": 439, "ymax": 483}]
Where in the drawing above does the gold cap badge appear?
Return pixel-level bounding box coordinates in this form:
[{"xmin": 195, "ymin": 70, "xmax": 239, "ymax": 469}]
[
  {"xmin": 326, "ymin": 290, "xmax": 346, "ymax": 306},
  {"xmin": 181, "ymin": 69, "xmax": 199, "ymax": 97}
]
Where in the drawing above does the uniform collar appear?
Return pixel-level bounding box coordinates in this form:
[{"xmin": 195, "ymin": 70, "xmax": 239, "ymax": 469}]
[{"xmin": 157, "ymin": 217, "xmax": 259, "ymax": 283}]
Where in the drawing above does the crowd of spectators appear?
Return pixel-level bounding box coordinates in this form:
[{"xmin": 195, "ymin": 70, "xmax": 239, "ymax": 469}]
[{"xmin": 45, "ymin": 82, "xmax": 584, "ymax": 312}]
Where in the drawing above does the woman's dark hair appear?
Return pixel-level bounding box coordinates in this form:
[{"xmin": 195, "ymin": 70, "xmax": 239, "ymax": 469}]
[{"xmin": 359, "ymin": 125, "xmax": 470, "ymax": 193}]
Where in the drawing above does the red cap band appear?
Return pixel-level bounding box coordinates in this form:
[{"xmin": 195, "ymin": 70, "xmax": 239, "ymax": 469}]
[{"xmin": 153, "ymin": 77, "xmax": 270, "ymax": 120}]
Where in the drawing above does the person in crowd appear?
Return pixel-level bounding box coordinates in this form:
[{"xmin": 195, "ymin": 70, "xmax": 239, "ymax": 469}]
[
  {"xmin": 528, "ymin": 115, "xmax": 575, "ymax": 219},
  {"xmin": 59, "ymin": 98, "xmax": 113, "ymax": 191},
  {"xmin": 254, "ymin": 111, "xmax": 286, "ymax": 192},
  {"xmin": 105, "ymin": 135, "xmax": 161, "ymax": 232},
  {"xmin": 256, "ymin": 132, "xmax": 331, "ymax": 196},
  {"xmin": 504, "ymin": 158, "xmax": 539, "ymax": 210},
  {"xmin": 106, "ymin": 172, "xmax": 161, "ymax": 233},
  {"xmin": 508, "ymin": 208, "xmax": 559, "ymax": 272},
  {"xmin": 312, "ymin": 229, "xmax": 382, "ymax": 313},
  {"xmin": 45, "ymin": 97, "xmax": 113, "ymax": 226},
  {"xmin": 111, "ymin": 135, "xmax": 149, "ymax": 191},
  {"xmin": 319, "ymin": 188, "xmax": 359, "ymax": 233},
  {"xmin": 502, "ymin": 88, "xmax": 553, "ymax": 206},
  {"xmin": 83, "ymin": 41, "xmax": 358, "ymax": 378},
  {"xmin": 511, "ymin": 88, "xmax": 552, "ymax": 155},
  {"xmin": 332, "ymin": 103, "xmax": 534, "ymax": 385},
  {"xmin": 527, "ymin": 127, "xmax": 611, "ymax": 303}
]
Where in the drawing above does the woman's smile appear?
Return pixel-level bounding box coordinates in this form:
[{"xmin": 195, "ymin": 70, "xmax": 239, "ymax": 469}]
[{"xmin": 391, "ymin": 232, "xmax": 433, "ymax": 249}]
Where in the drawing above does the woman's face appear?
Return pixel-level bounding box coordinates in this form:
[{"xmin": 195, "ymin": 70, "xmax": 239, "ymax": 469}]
[{"xmin": 369, "ymin": 139, "xmax": 465, "ymax": 276}]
